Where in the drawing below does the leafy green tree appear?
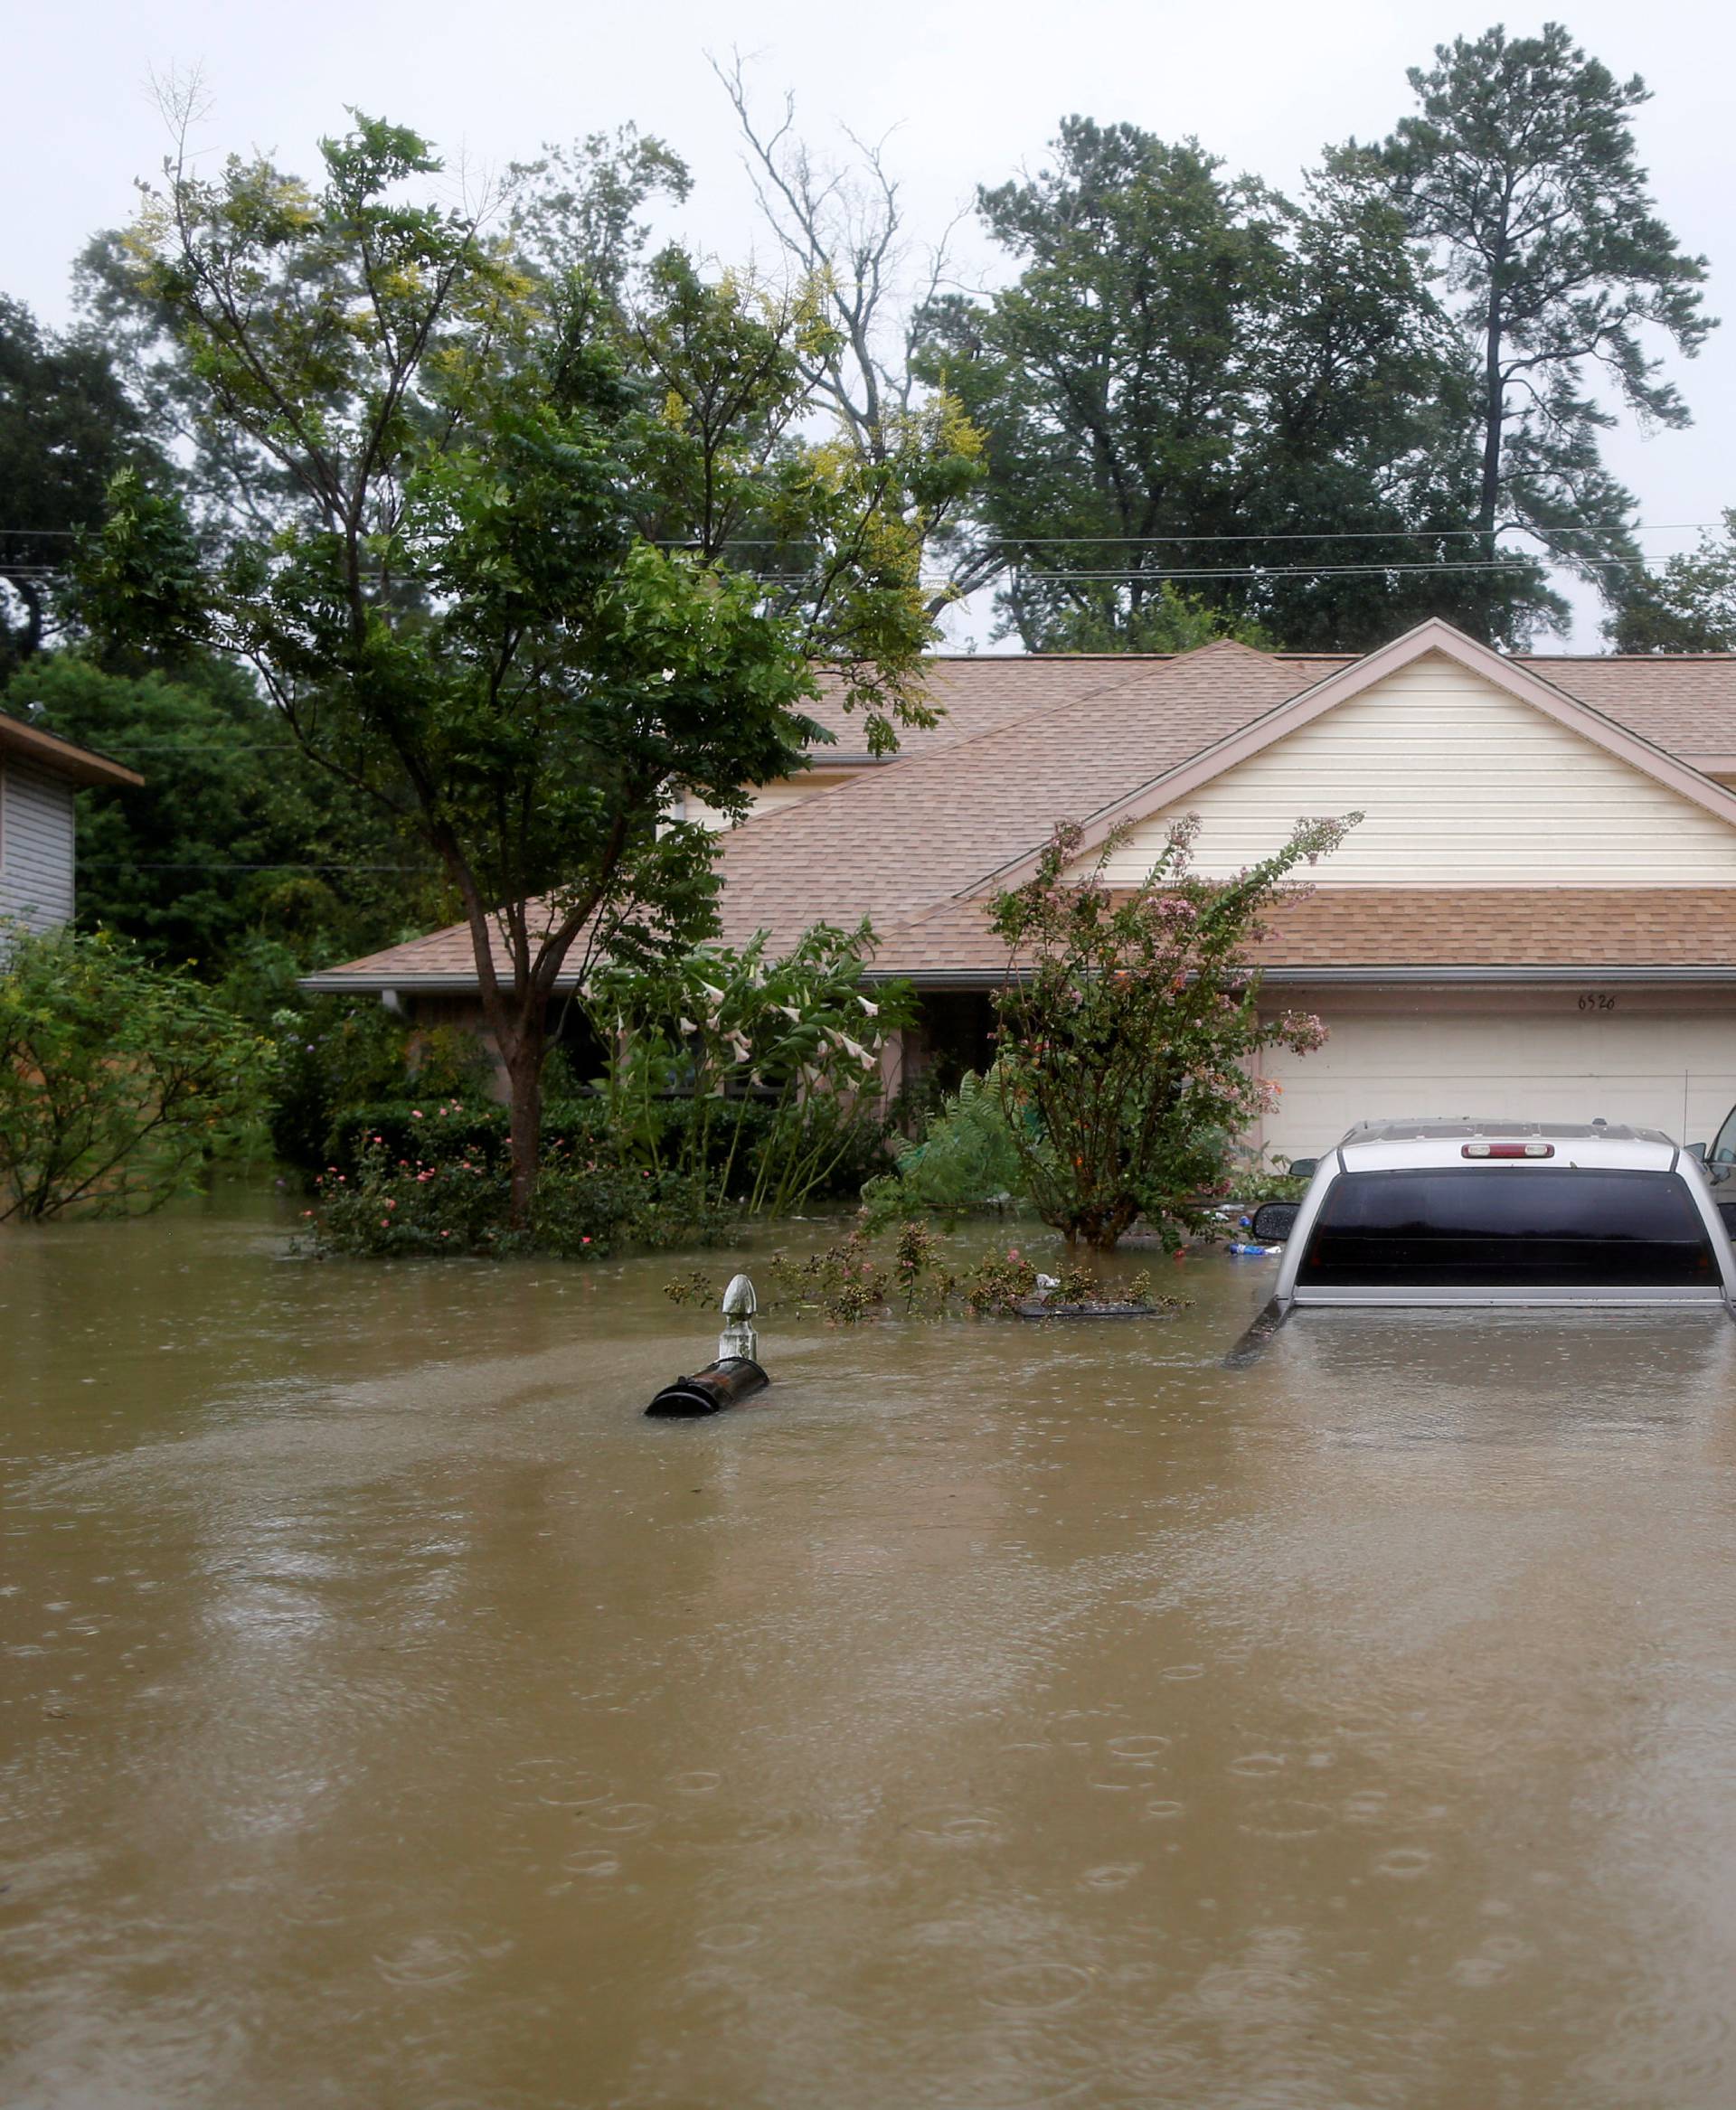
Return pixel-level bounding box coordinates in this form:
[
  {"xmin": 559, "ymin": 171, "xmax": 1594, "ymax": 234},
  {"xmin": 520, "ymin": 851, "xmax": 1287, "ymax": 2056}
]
[
  {"xmin": 988, "ymin": 811, "xmax": 1355, "ymax": 1251},
  {"xmin": 1029, "ymin": 582, "xmax": 1274, "ymax": 655},
  {"xmin": 0, "ymin": 297, "xmax": 160, "ymax": 672},
  {"xmin": 81, "ymin": 113, "xmax": 936, "ymax": 1221},
  {"xmin": 920, "ymin": 120, "xmax": 1560, "ymax": 651},
  {"xmin": 3, "ymin": 652, "xmax": 444, "ymax": 975},
  {"xmin": 0, "ymin": 924, "xmax": 269, "ymax": 1220},
  {"xmin": 1609, "ymin": 510, "xmax": 1736, "ymax": 651},
  {"xmin": 1334, "ymin": 23, "xmax": 1713, "ymax": 598},
  {"xmin": 505, "ymin": 126, "xmax": 693, "ymax": 296},
  {"xmin": 77, "ymin": 121, "xmax": 691, "ymax": 542}
]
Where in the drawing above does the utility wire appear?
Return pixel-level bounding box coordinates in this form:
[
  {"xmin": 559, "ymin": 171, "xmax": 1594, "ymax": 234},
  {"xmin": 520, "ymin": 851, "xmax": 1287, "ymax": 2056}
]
[
  {"xmin": 1004, "ymin": 557, "xmax": 1665, "ymax": 582},
  {"xmin": 2, "ymin": 521, "xmax": 1728, "ymax": 547}
]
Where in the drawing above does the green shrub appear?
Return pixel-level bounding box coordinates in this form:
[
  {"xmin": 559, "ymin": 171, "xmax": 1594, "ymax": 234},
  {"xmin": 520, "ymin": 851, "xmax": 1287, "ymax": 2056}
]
[
  {"xmin": 309, "ymin": 1135, "xmax": 730, "ymax": 1259},
  {"xmin": 585, "ymin": 923, "xmax": 913, "ymax": 1213},
  {"xmin": 0, "ymin": 923, "xmax": 269, "ymax": 1220},
  {"xmin": 323, "ymin": 1097, "xmax": 511, "ymax": 1179},
  {"xmin": 987, "ymin": 814, "xmax": 1355, "ymax": 1248},
  {"xmin": 269, "ymin": 1000, "xmax": 492, "ymax": 1173},
  {"xmin": 324, "ymin": 1088, "xmax": 892, "ymax": 1200},
  {"xmin": 861, "ymin": 1070, "xmax": 1027, "ymax": 1229}
]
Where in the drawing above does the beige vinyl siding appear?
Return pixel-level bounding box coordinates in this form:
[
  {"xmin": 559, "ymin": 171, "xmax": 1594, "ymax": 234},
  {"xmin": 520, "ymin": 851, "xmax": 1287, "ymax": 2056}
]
[
  {"xmin": 684, "ymin": 769, "xmax": 862, "ymax": 831},
  {"xmin": 1254, "ymin": 990, "xmax": 1736, "ymax": 1158},
  {"xmin": 1083, "ymin": 653, "xmax": 1736, "ymax": 886},
  {"xmin": 0, "ymin": 759, "xmax": 76, "ymax": 935}
]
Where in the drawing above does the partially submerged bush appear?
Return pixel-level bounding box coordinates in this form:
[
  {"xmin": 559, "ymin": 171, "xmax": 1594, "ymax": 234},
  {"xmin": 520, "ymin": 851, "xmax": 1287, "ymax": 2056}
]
[
  {"xmin": 860, "ymin": 1069, "xmax": 1027, "ymax": 1229},
  {"xmin": 309, "ymin": 1135, "xmax": 730, "ymax": 1259},
  {"xmin": 268, "ymin": 997, "xmax": 489, "ymax": 1173},
  {"xmin": 305, "ymin": 926, "xmax": 908, "ymax": 1260},
  {"xmin": 987, "ymin": 811, "xmax": 1355, "ymax": 1250},
  {"xmin": 0, "ymin": 923, "xmax": 269, "ymax": 1221},
  {"xmin": 666, "ymin": 1226, "xmax": 1180, "ymax": 1325},
  {"xmin": 585, "ymin": 924, "xmax": 913, "ymax": 1214}
]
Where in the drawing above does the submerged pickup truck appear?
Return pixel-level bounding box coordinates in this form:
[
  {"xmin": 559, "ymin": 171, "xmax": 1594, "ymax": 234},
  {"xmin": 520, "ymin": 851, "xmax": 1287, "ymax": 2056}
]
[
  {"xmin": 1230, "ymin": 1118, "xmax": 1736, "ymax": 1361},
  {"xmin": 1698, "ymin": 1101, "xmax": 1736, "ymax": 1181}
]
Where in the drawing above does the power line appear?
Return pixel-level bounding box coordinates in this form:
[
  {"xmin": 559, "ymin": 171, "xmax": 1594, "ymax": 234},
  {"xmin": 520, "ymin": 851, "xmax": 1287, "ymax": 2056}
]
[
  {"xmin": 4, "ymin": 521, "xmax": 1729, "ymax": 548},
  {"xmin": 1001, "ymin": 555, "xmax": 1676, "ymax": 582},
  {"xmin": 954, "ymin": 523, "xmax": 1729, "ymax": 547}
]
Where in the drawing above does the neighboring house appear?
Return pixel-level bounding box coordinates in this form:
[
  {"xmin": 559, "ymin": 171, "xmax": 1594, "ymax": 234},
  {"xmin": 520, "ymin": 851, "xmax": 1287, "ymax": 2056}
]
[
  {"xmin": 304, "ymin": 619, "xmax": 1736, "ymax": 1155},
  {"xmin": 0, "ymin": 711, "xmax": 142, "ymax": 947}
]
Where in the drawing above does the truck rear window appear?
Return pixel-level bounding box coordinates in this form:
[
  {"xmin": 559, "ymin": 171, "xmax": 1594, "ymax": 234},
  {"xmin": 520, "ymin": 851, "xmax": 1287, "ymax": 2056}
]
[{"xmin": 1301, "ymin": 1168, "xmax": 1717, "ymax": 1288}]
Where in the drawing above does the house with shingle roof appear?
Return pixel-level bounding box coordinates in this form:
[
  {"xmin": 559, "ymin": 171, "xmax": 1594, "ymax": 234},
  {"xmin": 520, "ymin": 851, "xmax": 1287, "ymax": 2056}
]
[
  {"xmin": 0, "ymin": 710, "xmax": 143, "ymax": 953},
  {"xmin": 305, "ymin": 618, "xmax": 1736, "ymax": 1157}
]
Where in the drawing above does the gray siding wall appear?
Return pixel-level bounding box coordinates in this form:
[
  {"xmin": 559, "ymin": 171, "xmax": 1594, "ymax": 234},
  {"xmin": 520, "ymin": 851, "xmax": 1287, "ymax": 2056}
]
[{"xmin": 0, "ymin": 759, "xmax": 77, "ymax": 937}]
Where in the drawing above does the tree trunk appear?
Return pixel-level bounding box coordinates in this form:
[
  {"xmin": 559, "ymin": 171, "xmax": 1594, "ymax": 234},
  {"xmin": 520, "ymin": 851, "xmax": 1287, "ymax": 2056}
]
[
  {"xmin": 501, "ymin": 1004, "xmax": 549, "ymax": 1232},
  {"xmin": 1477, "ymin": 284, "xmax": 1505, "ymax": 539}
]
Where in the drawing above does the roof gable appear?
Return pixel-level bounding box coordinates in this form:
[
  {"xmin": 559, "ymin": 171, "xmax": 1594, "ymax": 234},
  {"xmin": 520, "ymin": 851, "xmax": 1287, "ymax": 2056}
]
[
  {"xmin": 995, "ymin": 621, "xmax": 1736, "ymax": 891},
  {"xmin": 710, "ymin": 641, "xmax": 1326, "ymax": 952}
]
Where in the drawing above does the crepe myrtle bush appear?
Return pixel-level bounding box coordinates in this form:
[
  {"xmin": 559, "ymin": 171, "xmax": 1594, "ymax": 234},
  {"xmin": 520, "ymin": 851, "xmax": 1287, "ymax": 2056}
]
[{"xmin": 987, "ymin": 810, "xmax": 1358, "ymax": 1251}]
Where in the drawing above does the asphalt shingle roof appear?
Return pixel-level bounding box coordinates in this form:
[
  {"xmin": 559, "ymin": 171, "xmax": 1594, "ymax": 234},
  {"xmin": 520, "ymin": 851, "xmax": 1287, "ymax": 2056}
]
[
  {"xmin": 305, "ymin": 642, "xmax": 1736, "ymax": 989},
  {"xmin": 869, "ymin": 887, "xmax": 1736, "ymax": 979}
]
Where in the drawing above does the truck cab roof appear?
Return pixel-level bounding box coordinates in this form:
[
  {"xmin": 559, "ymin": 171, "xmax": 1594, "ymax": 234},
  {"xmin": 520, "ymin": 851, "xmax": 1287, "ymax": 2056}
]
[{"xmin": 1334, "ymin": 1118, "xmax": 1681, "ymax": 1174}]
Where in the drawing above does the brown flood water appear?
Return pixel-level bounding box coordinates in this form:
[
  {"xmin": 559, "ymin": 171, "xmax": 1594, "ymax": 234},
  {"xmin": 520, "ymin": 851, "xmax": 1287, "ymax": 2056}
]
[{"xmin": 5, "ymin": 1196, "xmax": 1736, "ymax": 2109}]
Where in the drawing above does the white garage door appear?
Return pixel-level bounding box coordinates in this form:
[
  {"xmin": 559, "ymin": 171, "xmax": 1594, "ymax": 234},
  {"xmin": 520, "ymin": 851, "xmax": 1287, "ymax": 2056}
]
[{"xmin": 1260, "ymin": 1005, "xmax": 1736, "ymax": 1160}]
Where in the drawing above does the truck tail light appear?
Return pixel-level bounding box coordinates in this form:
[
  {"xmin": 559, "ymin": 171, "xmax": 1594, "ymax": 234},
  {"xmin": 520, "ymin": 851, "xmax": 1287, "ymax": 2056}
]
[{"xmin": 1462, "ymin": 1142, "xmax": 1553, "ymax": 1159}]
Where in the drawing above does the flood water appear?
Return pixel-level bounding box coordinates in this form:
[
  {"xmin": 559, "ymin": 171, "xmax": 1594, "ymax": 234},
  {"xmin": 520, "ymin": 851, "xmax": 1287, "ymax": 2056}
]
[{"xmin": 6, "ymin": 1199, "xmax": 1736, "ymax": 2108}]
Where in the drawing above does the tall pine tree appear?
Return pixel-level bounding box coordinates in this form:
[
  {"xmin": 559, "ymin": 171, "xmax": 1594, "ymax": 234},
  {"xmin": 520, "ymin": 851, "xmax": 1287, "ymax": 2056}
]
[{"xmin": 1333, "ymin": 23, "xmax": 1713, "ymax": 607}]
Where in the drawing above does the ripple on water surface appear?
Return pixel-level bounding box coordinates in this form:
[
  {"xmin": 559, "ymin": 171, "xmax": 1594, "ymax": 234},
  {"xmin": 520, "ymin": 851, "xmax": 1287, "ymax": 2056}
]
[{"xmin": 11, "ymin": 1219, "xmax": 1736, "ymax": 2108}]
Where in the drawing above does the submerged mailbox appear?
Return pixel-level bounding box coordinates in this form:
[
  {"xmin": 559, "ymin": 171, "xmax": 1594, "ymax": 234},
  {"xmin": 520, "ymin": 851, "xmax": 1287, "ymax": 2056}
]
[{"xmin": 645, "ymin": 1273, "xmax": 769, "ymax": 1418}]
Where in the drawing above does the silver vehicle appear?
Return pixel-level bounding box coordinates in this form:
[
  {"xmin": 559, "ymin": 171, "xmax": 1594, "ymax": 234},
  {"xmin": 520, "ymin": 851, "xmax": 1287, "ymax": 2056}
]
[
  {"xmin": 1697, "ymin": 1101, "xmax": 1736, "ymax": 1182},
  {"xmin": 1230, "ymin": 1118, "xmax": 1736, "ymax": 1362}
]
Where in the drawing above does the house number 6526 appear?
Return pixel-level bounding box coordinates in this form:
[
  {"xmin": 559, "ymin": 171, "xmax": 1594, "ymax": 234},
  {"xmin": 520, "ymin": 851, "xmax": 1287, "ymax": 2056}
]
[{"xmin": 1578, "ymin": 994, "xmax": 1617, "ymax": 1012}]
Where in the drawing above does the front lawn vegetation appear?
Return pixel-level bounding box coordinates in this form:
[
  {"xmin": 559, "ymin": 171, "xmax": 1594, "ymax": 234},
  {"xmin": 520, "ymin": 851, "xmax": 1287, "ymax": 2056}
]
[
  {"xmin": 986, "ymin": 812, "xmax": 1356, "ymax": 1250},
  {"xmin": 0, "ymin": 925, "xmax": 269, "ymax": 1220}
]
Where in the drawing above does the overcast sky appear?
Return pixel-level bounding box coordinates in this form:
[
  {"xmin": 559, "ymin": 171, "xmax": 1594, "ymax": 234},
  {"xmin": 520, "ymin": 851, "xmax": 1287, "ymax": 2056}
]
[{"xmin": 8, "ymin": 0, "xmax": 1731, "ymax": 649}]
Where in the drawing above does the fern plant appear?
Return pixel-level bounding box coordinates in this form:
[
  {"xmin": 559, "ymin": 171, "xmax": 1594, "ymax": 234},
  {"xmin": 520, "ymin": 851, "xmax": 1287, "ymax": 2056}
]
[{"xmin": 861, "ymin": 1069, "xmax": 1027, "ymax": 1229}]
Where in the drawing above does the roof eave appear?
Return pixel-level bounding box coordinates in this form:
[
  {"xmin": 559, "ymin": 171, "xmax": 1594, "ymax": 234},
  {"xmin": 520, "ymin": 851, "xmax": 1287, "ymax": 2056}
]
[
  {"xmin": 862, "ymin": 962, "xmax": 1736, "ymax": 989},
  {"xmin": 0, "ymin": 714, "xmax": 146, "ymax": 788}
]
